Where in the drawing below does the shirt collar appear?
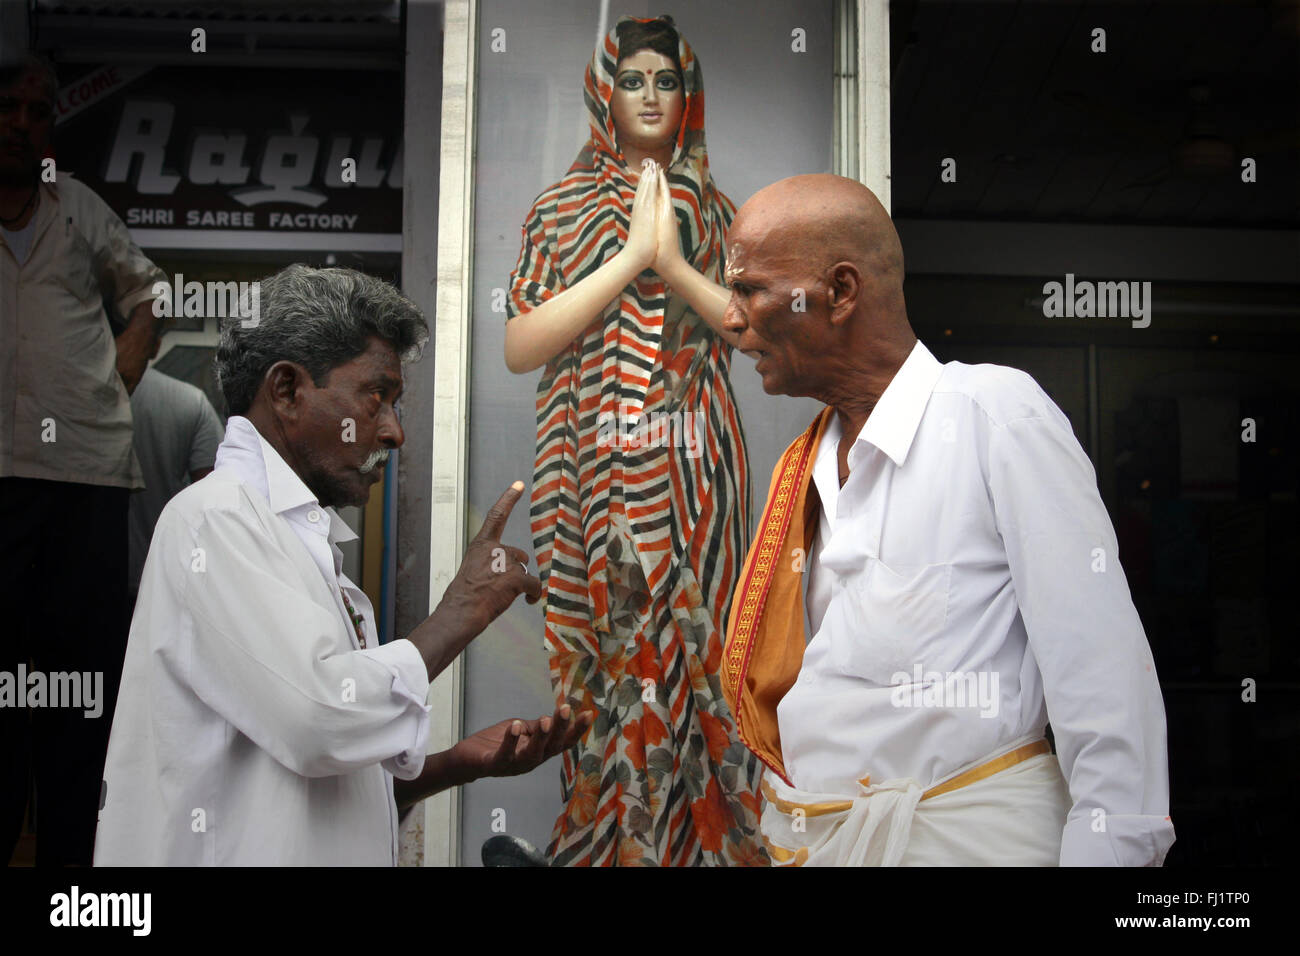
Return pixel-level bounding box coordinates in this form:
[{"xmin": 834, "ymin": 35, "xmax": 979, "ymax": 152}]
[
  {"xmin": 214, "ymin": 416, "xmax": 359, "ymax": 546},
  {"xmin": 852, "ymin": 340, "xmax": 944, "ymax": 467}
]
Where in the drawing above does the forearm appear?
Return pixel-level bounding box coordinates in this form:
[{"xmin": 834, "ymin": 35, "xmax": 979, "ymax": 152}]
[
  {"xmin": 504, "ymin": 252, "xmax": 645, "ymax": 373},
  {"xmin": 405, "ymin": 604, "xmax": 476, "ymax": 683},
  {"xmin": 394, "ymin": 748, "xmax": 477, "ymax": 811},
  {"xmin": 113, "ymin": 300, "xmax": 164, "ymax": 393},
  {"xmin": 659, "ymin": 257, "xmax": 739, "ymax": 347},
  {"xmin": 116, "ymin": 299, "xmax": 164, "ymax": 351}
]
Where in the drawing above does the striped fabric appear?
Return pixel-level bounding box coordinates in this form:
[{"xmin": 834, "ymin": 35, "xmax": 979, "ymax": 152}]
[{"xmin": 506, "ymin": 19, "xmax": 767, "ymax": 866}]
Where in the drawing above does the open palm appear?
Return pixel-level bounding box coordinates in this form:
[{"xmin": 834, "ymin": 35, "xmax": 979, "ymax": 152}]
[{"xmin": 453, "ymin": 705, "xmax": 593, "ymax": 778}]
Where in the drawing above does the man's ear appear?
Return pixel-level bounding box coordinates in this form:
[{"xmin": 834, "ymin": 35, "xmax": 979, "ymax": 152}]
[
  {"xmin": 825, "ymin": 262, "xmax": 861, "ymax": 327},
  {"xmin": 262, "ymin": 360, "xmax": 310, "ymax": 419}
]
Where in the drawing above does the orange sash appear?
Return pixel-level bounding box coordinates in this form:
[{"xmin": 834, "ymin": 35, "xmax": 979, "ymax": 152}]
[{"xmin": 723, "ymin": 407, "xmax": 834, "ymax": 785}]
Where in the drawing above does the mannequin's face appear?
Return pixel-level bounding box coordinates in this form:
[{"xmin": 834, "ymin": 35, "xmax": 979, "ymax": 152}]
[{"xmin": 609, "ymin": 49, "xmax": 683, "ymax": 156}]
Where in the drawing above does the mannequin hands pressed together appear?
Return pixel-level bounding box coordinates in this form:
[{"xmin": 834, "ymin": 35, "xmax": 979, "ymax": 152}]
[
  {"xmin": 650, "ymin": 165, "xmax": 738, "ymax": 347},
  {"xmin": 621, "ymin": 157, "xmax": 661, "ymax": 273},
  {"xmin": 504, "ymin": 160, "xmax": 655, "ymax": 373},
  {"xmin": 504, "ymin": 159, "xmax": 737, "ymax": 374},
  {"xmin": 650, "ymin": 163, "xmax": 685, "ymax": 275}
]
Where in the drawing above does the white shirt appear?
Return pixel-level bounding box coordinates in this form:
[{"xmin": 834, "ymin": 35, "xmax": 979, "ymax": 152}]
[
  {"xmin": 95, "ymin": 416, "xmax": 432, "ymax": 866},
  {"xmin": 780, "ymin": 341, "xmax": 1175, "ymax": 866},
  {"xmin": 0, "ymin": 176, "xmax": 165, "ymax": 488}
]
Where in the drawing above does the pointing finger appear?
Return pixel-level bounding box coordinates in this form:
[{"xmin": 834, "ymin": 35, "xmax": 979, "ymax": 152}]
[{"xmin": 474, "ymin": 481, "xmax": 525, "ymax": 543}]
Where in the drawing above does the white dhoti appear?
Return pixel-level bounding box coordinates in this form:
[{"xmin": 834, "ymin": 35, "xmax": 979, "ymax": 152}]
[{"xmin": 761, "ymin": 738, "xmax": 1070, "ymax": 866}]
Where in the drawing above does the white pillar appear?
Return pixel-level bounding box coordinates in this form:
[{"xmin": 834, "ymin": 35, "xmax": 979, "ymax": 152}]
[
  {"xmin": 858, "ymin": 0, "xmax": 891, "ymax": 213},
  {"xmin": 418, "ymin": 0, "xmax": 478, "ymax": 868}
]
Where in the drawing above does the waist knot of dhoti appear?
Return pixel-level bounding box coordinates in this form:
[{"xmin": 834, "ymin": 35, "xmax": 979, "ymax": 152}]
[{"xmin": 760, "ymin": 739, "xmax": 1051, "ymax": 867}]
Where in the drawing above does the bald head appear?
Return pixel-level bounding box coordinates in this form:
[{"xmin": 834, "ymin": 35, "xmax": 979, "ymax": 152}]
[
  {"xmin": 721, "ymin": 175, "xmax": 916, "ymax": 403},
  {"xmin": 728, "ymin": 174, "xmax": 903, "ymax": 294}
]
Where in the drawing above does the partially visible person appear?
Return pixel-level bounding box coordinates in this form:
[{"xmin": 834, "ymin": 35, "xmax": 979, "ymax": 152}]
[
  {"xmin": 127, "ymin": 359, "xmax": 225, "ymax": 605},
  {"xmin": 0, "ymin": 51, "xmax": 166, "ymax": 867}
]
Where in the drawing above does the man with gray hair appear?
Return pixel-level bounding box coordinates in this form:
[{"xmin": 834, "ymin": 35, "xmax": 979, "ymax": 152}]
[{"xmin": 95, "ymin": 264, "xmax": 591, "ymax": 865}]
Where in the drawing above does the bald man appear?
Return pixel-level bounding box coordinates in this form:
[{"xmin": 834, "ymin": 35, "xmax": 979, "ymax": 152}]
[{"xmin": 717, "ymin": 174, "xmax": 1174, "ymax": 867}]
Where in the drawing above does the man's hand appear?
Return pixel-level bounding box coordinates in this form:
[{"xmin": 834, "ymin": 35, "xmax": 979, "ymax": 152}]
[
  {"xmin": 424, "ymin": 481, "xmax": 541, "ymax": 658},
  {"xmin": 393, "ymin": 704, "xmax": 594, "ymax": 811},
  {"xmin": 452, "ymin": 704, "xmax": 593, "ymax": 780}
]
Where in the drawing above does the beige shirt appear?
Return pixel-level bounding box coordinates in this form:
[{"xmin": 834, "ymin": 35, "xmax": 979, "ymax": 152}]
[{"xmin": 0, "ymin": 175, "xmax": 165, "ymax": 489}]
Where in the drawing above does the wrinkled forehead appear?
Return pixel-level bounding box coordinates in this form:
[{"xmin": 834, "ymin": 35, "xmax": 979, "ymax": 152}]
[{"xmin": 726, "ymin": 204, "xmax": 799, "ymax": 275}]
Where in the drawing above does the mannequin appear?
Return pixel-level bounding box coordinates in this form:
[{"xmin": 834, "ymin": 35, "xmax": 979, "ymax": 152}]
[{"xmin": 504, "ymin": 16, "xmax": 766, "ymax": 866}]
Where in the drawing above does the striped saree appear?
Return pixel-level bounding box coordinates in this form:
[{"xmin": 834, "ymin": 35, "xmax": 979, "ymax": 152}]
[{"xmin": 506, "ymin": 19, "xmax": 766, "ymax": 866}]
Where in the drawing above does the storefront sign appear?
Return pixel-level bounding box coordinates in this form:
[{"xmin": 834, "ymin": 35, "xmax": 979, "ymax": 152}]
[{"xmin": 55, "ymin": 65, "xmax": 403, "ymax": 250}]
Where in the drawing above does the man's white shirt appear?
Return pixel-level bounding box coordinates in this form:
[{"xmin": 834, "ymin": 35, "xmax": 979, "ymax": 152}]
[
  {"xmin": 780, "ymin": 341, "xmax": 1175, "ymax": 866},
  {"xmin": 94, "ymin": 416, "xmax": 432, "ymax": 865}
]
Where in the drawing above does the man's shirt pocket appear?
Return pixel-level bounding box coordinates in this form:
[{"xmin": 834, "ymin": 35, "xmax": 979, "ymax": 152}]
[{"xmin": 823, "ymin": 556, "xmax": 953, "ymax": 685}]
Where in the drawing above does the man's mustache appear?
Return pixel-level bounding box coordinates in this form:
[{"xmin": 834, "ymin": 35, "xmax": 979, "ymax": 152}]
[{"xmin": 359, "ymin": 449, "xmax": 389, "ymax": 474}]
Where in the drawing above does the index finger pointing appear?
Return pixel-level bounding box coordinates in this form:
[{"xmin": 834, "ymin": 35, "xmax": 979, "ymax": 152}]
[{"xmin": 474, "ymin": 481, "xmax": 525, "ymax": 542}]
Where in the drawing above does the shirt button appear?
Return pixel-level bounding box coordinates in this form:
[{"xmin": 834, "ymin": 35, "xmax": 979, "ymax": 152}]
[{"xmin": 306, "ymin": 509, "xmax": 321, "ymax": 523}]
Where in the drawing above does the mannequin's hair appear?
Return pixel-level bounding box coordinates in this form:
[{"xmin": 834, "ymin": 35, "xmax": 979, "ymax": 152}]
[{"xmin": 615, "ymin": 15, "xmax": 681, "ymax": 73}]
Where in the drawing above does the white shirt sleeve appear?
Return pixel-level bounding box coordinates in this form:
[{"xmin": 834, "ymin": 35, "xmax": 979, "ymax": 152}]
[
  {"xmin": 988, "ymin": 410, "xmax": 1176, "ymax": 866},
  {"xmin": 159, "ymin": 499, "xmax": 431, "ymax": 781}
]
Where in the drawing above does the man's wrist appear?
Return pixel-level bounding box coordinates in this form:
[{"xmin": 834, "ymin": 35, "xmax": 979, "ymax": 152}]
[
  {"xmin": 395, "ymin": 747, "xmax": 479, "ymax": 811},
  {"xmin": 439, "ymin": 743, "xmax": 481, "ymax": 788},
  {"xmin": 410, "ymin": 603, "xmax": 469, "ymax": 677},
  {"xmin": 427, "ymin": 601, "xmax": 471, "ymax": 649}
]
